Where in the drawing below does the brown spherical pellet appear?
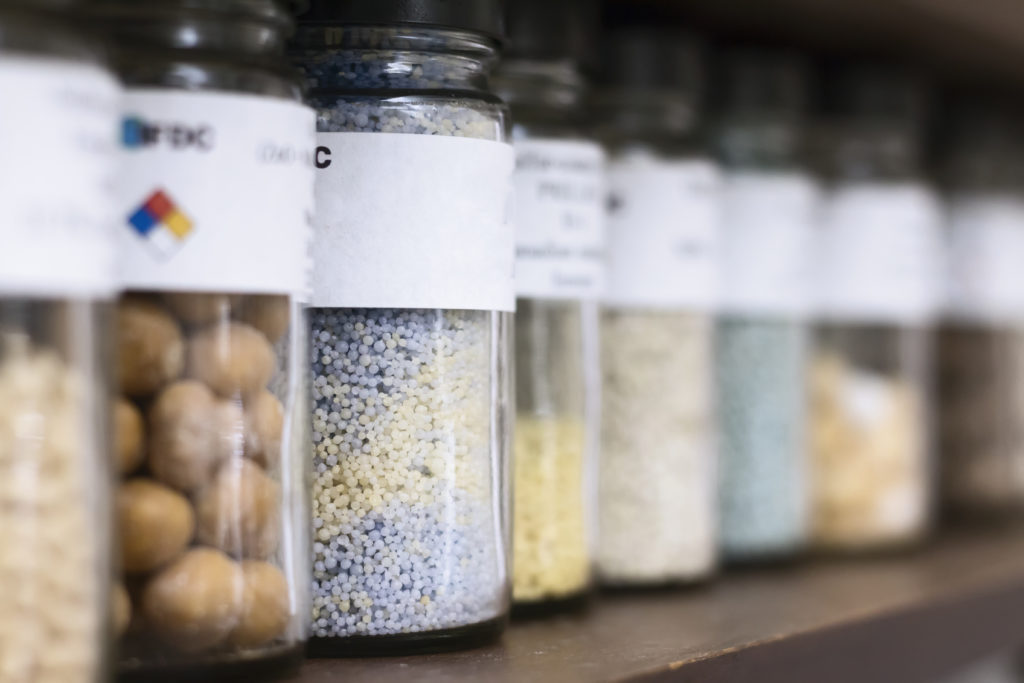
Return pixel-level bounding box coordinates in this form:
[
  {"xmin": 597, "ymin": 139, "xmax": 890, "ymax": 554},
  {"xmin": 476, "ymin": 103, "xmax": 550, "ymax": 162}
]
[
  {"xmin": 117, "ymin": 299, "xmax": 184, "ymax": 397},
  {"xmin": 244, "ymin": 390, "xmax": 284, "ymax": 469},
  {"xmin": 113, "ymin": 582, "xmax": 132, "ymax": 637},
  {"xmin": 196, "ymin": 460, "xmax": 280, "ymax": 559},
  {"xmin": 147, "ymin": 380, "xmax": 244, "ymax": 492},
  {"xmin": 238, "ymin": 295, "xmax": 290, "ymax": 344},
  {"xmin": 114, "ymin": 398, "xmax": 145, "ymax": 475},
  {"xmin": 187, "ymin": 321, "xmax": 275, "ymax": 398},
  {"xmin": 118, "ymin": 479, "xmax": 195, "ymax": 574},
  {"xmin": 163, "ymin": 292, "xmax": 242, "ymax": 327},
  {"xmin": 229, "ymin": 561, "xmax": 290, "ymax": 648},
  {"xmin": 141, "ymin": 548, "xmax": 243, "ymax": 652}
]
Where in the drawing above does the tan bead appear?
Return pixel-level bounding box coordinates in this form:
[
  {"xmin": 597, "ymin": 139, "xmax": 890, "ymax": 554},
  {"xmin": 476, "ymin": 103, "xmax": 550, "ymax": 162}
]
[
  {"xmin": 140, "ymin": 548, "xmax": 243, "ymax": 652},
  {"xmin": 117, "ymin": 299, "xmax": 184, "ymax": 397},
  {"xmin": 196, "ymin": 460, "xmax": 280, "ymax": 559},
  {"xmin": 114, "ymin": 398, "xmax": 145, "ymax": 475},
  {"xmin": 147, "ymin": 380, "xmax": 244, "ymax": 492},
  {"xmin": 238, "ymin": 295, "xmax": 291, "ymax": 345},
  {"xmin": 163, "ymin": 292, "xmax": 242, "ymax": 327},
  {"xmin": 112, "ymin": 582, "xmax": 132, "ymax": 638},
  {"xmin": 187, "ymin": 321, "xmax": 275, "ymax": 398},
  {"xmin": 228, "ymin": 561, "xmax": 290, "ymax": 648},
  {"xmin": 118, "ymin": 479, "xmax": 195, "ymax": 574},
  {"xmin": 244, "ymin": 390, "xmax": 284, "ymax": 469}
]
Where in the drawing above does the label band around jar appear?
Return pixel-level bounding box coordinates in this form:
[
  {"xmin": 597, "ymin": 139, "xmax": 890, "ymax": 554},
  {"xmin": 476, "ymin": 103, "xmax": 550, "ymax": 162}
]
[
  {"xmin": 0, "ymin": 57, "xmax": 120, "ymax": 298},
  {"xmin": 116, "ymin": 90, "xmax": 316, "ymax": 298},
  {"xmin": 604, "ymin": 155, "xmax": 721, "ymax": 310},
  {"xmin": 720, "ymin": 171, "xmax": 819, "ymax": 318},
  {"xmin": 816, "ymin": 182, "xmax": 944, "ymax": 324},
  {"xmin": 513, "ymin": 138, "xmax": 606, "ymax": 301},
  {"xmin": 945, "ymin": 192, "xmax": 1024, "ymax": 324},
  {"xmin": 312, "ymin": 132, "xmax": 516, "ymax": 312}
]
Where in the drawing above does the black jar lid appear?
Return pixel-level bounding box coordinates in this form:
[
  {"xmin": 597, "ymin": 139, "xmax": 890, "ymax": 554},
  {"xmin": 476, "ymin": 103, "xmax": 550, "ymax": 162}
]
[
  {"xmin": 299, "ymin": 0, "xmax": 504, "ymax": 42},
  {"xmin": 595, "ymin": 28, "xmax": 703, "ymax": 95},
  {"xmin": 504, "ymin": 0, "xmax": 595, "ymax": 64},
  {"xmin": 825, "ymin": 63, "xmax": 929, "ymax": 127},
  {"xmin": 714, "ymin": 47, "xmax": 809, "ymax": 117}
]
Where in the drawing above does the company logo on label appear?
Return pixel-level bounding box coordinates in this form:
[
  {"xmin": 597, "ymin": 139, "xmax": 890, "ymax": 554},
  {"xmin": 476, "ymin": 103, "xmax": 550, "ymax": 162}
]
[
  {"xmin": 122, "ymin": 116, "xmax": 214, "ymax": 150},
  {"xmin": 128, "ymin": 190, "xmax": 194, "ymax": 258}
]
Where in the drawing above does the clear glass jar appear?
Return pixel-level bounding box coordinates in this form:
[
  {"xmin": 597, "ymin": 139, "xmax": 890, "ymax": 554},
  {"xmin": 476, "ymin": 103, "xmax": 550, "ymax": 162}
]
[
  {"xmin": 494, "ymin": 8, "xmax": 603, "ymax": 612},
  {"xmin": 292, "ymin": 10, "xmax": 511, "ymax": 653},
  {"xmin": 810, "ymin": 69, "xmax": 940, "ymax": 552},
  {"xmin": 939, "ymin": 99, "xmax": 1024, "ymax": 516},
  {"xmin": 0, "ymin": 3, "xmax": 119, "ymax": 681},
  {"xmin": 715, "ymin": 49, "xmax": 815, "ymax": 562},
  {"xmin": 87, "ymin": 0, "xmax": 314, "ymax": 676},
  {"xmin": 591, "ymin": 31, "xmax": 719, "ymax": 586}
]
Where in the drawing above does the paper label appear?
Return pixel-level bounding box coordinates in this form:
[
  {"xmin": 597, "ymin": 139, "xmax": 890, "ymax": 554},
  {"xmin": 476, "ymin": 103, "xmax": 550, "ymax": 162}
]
[
  {"xmin": 0, "ymin": 57, "xmax": 120, "ymax": 298},
  {"xmin": 945, "ymin": 193, "xmax": 1024, "ymax": 323},
  {"xmin": 312, "ymin": 132, "xmax": 516, "ymax": 311},
  {"xmin": 513, "ymin": 139, "xmax": 606, "ymax": 300},
  {"xmin": 117, "ymin": 90, "xmax": 315, "ymax": 297},
  {"xmin": 817, "ymin": 182, "xmax": 943, "ymax": 323},
  {"xmin": 720, "ymin": 171, "xmax": 819, "ymax": 317},
  {"xmin": 604, "ymin": 154, "xmax": 721, "ymax": 310}
]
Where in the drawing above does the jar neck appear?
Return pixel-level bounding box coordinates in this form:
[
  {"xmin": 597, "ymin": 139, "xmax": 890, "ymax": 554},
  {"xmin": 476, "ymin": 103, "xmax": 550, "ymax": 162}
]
[
  {"xmin": 590, "ymin": 89, "xmax": 698, "ymax": 144},
  {"xmin": 291, "ymin": 25, "xmax": 500, "ymax": 95},
  {"xmin": 87, "ymin": 0, "xmax": 291, "ymax": 62},
  {"xmin": 827, "ymin": 121, "xmax": 925, "ymax": 181},
  {"xmin": 493, "ymin": 59, "xmax": 584, "ymax": 125},
  {"xmin": 715, "ymin": 115, "xmax": 804, "ymax": 171}
]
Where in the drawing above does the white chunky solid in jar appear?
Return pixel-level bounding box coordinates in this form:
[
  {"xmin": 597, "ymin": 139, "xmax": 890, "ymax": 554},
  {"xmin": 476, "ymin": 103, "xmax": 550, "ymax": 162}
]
[
  {"xmin": 597, "ymin": 147, "xmax": 720, "ymax": 585},
  {"xmin": 0, "ymin": 27, "xmax": 120, "ymax": 683},
  {"xmin": 811, "ymin": 181, "xmax": 941, "ymax": 551}
]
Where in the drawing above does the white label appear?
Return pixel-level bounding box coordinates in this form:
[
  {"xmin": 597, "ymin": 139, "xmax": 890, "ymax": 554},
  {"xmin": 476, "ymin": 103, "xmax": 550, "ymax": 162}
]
[
  {"xmin": 513, "ymin": 139, "xmax": 605, "ymax": 300},
  {"xmin": 816, "ymin": 182, "xmax": 943, "ymax": 324},
  {"xmin": 117, "ymin": 90, "xmax": 315, "ymax": 297},
  {"xmin": 946, "ymin": 193, "xmax": 1024, "ymax": 323},
  {"xmin": 312, "ymin": 132, "xmax": 516, "ymax": 311},
  {"xmin": 604, "ymin": 154, "xmax": 721, "ymax": 310},
  {"xmin": 720, "ymin": 171, "xmax": 819, "ymax": 317},
  {"xmin": 0, "ymin": 57, "xmax": 120, "ymax": 298}
]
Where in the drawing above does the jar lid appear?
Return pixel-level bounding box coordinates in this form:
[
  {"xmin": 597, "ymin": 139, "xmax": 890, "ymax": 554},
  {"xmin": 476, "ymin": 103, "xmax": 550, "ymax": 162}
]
[
  {"xmin": 714, "ymin": 47, "xmax": 809, "ymax": 118},
  {"xmin": 504, "ymin": 0, "xmax": 595, "ymax": 64},
  {"xmin": 826, "ymin": 64, "xmax": 929, "ymax": 127},
  {"xmin": 594, "ymin": 29, "xmax": 703, "ymax": 95},
  {"xmin": 299, "ymin": 0, "xmax": 504, "ymax": 42}
]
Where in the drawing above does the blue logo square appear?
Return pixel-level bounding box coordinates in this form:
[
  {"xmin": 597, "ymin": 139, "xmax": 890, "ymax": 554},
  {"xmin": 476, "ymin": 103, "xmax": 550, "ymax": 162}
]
[{"xmin": 128, "ymin": 206, "xmax": 157, "ymax": 235}]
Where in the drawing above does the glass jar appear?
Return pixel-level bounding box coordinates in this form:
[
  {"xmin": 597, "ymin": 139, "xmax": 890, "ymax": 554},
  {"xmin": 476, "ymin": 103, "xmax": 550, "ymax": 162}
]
[
  {"xmin": 493, "ymin": 0, "xmax": 603, "ymax": 614},
  {"xmin": 0, "ymin": 2, "xmax": 119, "ymax": 681},
  {"xmin": 292, "ymin": 0, "xmax": 512, "ymax": 654},
  {"xmin": 939, "ymin": 98, "xmax": 1024, "ymax": 516},
  {"xmin": 591, "ymin": 31, "xmax": 719, "ymax": 586},
  {"xmin": 810, "ymin": 68, "xmax": 941, "ymax": 551},
  {"xmin": 715, "ymin": 49, "xmax": 816, "ymax": 562},
  {"xmin": 86, "ymin": 0, "xmax": 315, "ymax": 677}
]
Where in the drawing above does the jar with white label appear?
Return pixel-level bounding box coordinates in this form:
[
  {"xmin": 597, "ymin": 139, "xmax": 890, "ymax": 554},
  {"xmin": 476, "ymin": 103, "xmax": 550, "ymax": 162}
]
[
  {"xmin": 493, "ymin": 0, "xmax": 602, "ymax": 614},
  {"xmin": 811, "ymin": 68, "xmax": 940, "ymax": 552},
  {"xmin": 86, "ymin": 0, "xmax": 314, "ymax": 676},
  {"xmin": 0, "ymin": 3, "xmax": 119, "ymax": 682},
  {"xmin": 292, "ymin": 0, "xmax": 512, "ymax": 654},
  {"xmin": 938, "ymin": 98, "xmax": 1024, "ymax": 516},
  {"xmin": 715, "ymin": 49, "xmax": 815, "ymax": 562},
  {"xmin": 591, "ymin": 31, "xmax": 719, "ymax": 586}
]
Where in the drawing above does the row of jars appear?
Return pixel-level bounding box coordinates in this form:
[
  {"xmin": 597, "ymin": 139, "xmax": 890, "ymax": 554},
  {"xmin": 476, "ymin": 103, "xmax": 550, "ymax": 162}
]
[{"xmin": 5, "ymin": 0, "xmax": 1024, "ymax": 679}]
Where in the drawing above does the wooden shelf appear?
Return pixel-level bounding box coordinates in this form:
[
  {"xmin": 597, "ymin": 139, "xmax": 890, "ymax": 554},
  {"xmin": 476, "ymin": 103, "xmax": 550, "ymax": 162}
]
[
  {"xmin": 616, "ymin": 0, "xmax": 1024, "ymax": 91},
  {"xmin": 293, "ymin": 525, "xmax": 1024, "ymax": 683}
]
